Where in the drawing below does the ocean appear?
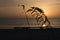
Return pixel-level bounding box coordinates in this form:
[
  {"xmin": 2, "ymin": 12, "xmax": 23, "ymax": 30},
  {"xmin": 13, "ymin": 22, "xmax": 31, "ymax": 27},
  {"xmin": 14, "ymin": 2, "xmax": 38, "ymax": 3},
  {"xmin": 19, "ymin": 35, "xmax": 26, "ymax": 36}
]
[{"xmin": 0, "ymin": 18, "xmax": 60, "ymax": 29}]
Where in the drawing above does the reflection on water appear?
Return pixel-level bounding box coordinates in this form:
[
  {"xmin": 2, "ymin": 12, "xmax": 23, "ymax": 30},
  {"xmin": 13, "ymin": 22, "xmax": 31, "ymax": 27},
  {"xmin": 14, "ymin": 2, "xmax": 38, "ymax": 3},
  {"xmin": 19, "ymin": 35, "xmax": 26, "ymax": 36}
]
[{"xmin": 0, "ymin": 18, "xmax": 60, "ymax": 29}]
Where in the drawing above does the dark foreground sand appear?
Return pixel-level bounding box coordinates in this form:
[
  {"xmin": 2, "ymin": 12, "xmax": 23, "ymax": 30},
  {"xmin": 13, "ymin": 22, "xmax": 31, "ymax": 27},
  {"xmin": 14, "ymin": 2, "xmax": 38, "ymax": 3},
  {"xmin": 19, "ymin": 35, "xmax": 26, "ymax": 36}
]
[{"xmin": 0, "ymin": 27, "xmax": 60, "ymax": 40}]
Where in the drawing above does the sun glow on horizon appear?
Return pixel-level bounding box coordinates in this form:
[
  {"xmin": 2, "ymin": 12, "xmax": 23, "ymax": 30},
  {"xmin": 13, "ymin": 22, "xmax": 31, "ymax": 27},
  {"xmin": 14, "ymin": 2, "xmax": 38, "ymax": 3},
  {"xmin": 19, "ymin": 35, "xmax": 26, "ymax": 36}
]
[{"xmin": 0, "ymin": 0, "xmax": 59, "ymax": 18}]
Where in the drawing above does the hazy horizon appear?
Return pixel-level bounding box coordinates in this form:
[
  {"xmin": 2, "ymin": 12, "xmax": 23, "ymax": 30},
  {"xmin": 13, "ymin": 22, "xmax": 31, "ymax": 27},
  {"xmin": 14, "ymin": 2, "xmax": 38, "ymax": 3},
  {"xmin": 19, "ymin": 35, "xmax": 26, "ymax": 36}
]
[{"xmin": 0, "ymin": 18, "xmax": 60, "ymax": 29}]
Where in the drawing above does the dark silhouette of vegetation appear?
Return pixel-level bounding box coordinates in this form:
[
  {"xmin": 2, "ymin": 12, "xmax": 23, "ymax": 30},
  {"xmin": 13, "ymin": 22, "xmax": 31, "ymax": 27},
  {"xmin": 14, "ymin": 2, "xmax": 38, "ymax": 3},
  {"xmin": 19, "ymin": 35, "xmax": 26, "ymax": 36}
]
[
  {"xmin": 37, "ymin": 14, "xmax": 50, "ymax": 28},
  {"xmin": 18, "ymin": 4, "xmax": 51, "ymax": 29},
  {"xmin": 18, "ymin": 5, "xmax": 30, "ymax": 27},
  {"xmin": 31, "ymin": 7, "xmax": 44, "ymax": 14},
  {"xmin": 26, "ymin": 7, "xmax": 44, "ymax": 23},
  {"xmin": 26, "ymin": 7, "xmax": 51, "ymax": 29},
  {"xmin": 26, "ymin": 7, "xmax": 44, "ymax": 14}
]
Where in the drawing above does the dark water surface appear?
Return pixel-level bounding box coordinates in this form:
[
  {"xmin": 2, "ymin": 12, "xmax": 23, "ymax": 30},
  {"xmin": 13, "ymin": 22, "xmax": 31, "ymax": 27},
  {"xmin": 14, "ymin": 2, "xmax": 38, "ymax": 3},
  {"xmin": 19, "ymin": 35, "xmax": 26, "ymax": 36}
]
[{"xmin": 0, "ymin": 18, "xmax": 60, "ymax": 29}]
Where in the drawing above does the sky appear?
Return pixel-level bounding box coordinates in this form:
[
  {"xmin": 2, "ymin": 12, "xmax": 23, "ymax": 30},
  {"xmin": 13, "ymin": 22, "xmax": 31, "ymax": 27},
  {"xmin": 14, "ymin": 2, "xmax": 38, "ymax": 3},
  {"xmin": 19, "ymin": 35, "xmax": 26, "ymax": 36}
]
[{"xmin": 0, "ymin": 0, "xmax": 60, "ymax": 18}]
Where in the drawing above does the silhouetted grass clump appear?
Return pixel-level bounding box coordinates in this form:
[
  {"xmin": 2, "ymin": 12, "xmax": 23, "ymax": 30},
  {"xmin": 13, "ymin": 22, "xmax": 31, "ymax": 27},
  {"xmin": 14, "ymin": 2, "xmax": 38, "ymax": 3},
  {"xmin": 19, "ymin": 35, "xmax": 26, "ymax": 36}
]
[{"xmin": 18, "ymin": 4, "xmax": 51, "ymax": 29}]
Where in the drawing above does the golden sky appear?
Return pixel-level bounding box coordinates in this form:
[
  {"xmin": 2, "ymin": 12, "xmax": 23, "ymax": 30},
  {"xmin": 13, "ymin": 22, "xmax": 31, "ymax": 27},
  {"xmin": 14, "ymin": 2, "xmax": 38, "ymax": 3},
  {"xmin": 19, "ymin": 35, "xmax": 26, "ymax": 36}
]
[{"xmin": 0, "ymin": 0, "xmax": 60, "ymax": 18}]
